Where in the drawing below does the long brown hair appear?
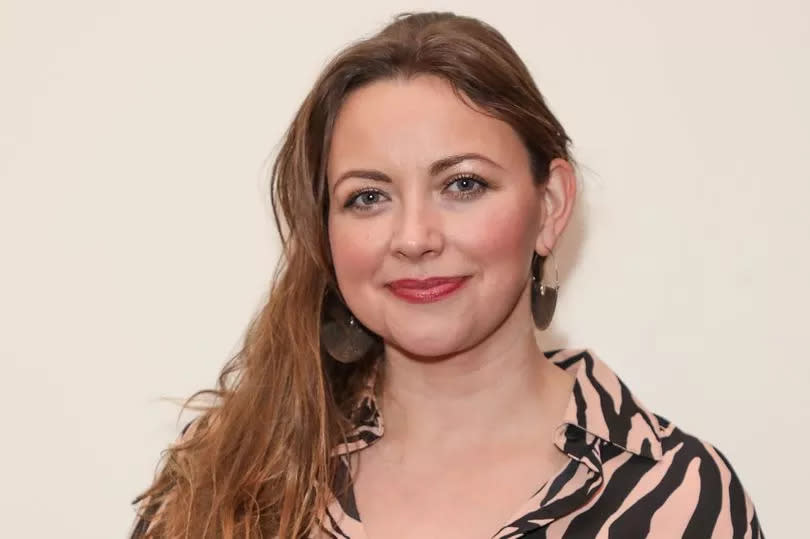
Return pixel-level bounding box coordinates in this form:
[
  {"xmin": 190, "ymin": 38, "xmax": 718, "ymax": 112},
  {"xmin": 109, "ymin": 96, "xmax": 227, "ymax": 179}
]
[{"xmin": 131, "ymin": 11, "xmax": 572, "ymax": 538}]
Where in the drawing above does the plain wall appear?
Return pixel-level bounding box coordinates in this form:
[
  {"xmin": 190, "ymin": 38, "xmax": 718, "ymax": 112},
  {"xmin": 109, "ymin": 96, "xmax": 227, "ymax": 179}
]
[{"xmin": 2, "ymin": 1, "xmax": 808, "ymax": 536}]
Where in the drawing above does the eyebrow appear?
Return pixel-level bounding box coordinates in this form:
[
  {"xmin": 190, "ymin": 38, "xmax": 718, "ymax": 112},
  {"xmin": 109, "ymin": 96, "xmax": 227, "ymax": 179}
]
[{"xmin": 331, "ymin": 152, "xmax": 504, "ymax": 194}]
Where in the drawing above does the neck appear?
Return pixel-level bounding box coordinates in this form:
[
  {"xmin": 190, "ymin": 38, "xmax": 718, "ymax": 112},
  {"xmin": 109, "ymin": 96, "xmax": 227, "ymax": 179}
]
[{"xmin": 377, "ymin": 291, "xmax": 573, "ymax": 454}]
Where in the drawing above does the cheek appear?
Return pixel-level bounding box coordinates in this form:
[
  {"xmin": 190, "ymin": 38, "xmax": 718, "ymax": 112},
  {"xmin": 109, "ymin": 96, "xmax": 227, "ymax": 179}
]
[
  {"xmin": 328, "ymin": 217, "xmax": 385, "ymax": 287},
  {"xmin": 456, "ymin": 199, "xmax": 537, "ymax": 268}
]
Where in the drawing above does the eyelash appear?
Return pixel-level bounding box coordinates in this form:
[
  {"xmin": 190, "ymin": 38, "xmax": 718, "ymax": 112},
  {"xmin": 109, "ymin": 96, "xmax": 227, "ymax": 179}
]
[{"xmin": 343, "ymin": 174, "xmax": 490, "ymax": 212}]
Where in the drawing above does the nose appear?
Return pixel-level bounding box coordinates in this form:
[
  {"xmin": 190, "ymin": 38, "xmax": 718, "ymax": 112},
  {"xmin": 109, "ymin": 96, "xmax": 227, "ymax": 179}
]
[{"xmin": 389, "ymin": 196, "xmax": 444, "ymax": 260}]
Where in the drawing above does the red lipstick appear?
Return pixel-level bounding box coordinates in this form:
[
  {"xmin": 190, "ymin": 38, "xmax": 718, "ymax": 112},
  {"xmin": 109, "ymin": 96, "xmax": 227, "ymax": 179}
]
[{"xmin": 387, "ymin": 276, "xmax": 469, "ymax": 304}]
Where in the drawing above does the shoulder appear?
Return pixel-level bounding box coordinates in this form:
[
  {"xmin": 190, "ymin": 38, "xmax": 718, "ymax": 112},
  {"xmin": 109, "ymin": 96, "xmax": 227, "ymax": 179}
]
[
  {"xmin": 614, "ymin": 412, "xmax": 764, "ymax": 538},
  {"xmin": 554, "ymin": 348, "xmax": 765, "ymax": 537}
]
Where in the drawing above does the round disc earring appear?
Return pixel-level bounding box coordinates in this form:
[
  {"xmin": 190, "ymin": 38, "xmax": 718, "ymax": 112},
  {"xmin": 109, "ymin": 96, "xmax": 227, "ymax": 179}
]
[
  {"xmin": 320, "ymin": 286, "xmax": 381, "ymax": 364},
  {"xmin": 530, "ymin": 251, "xmax": 559, "ymax": 330}
]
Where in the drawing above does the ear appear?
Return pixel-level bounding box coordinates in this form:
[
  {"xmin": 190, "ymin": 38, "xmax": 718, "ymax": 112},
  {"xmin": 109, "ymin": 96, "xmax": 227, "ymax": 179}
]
[{"xmin": 535, "ymin": 158, "xmax": 577, "ymax": 256}]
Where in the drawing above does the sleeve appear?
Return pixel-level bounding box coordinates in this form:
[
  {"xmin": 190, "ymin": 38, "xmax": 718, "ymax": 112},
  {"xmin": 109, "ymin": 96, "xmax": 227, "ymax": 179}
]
[
  {"xmin": 129, "ymin": 418, "xmax": 200, "ymax": 538},
  {"xmin": 707, "ymin": 443, "xmax": 765, "ymax": 538}
]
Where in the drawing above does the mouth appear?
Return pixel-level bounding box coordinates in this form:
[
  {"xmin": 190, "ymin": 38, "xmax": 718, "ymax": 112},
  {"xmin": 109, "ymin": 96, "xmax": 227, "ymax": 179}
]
[{"xmin": 386, "ymin": 276, "xmax": 470, "ymax": 304}]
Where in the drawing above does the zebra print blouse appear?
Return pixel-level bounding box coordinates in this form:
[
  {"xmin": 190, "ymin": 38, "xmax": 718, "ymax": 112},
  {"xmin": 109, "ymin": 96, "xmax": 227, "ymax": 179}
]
[{"xmin": 317, "ymin": 349, "xmax": 764, "ymax": 538}]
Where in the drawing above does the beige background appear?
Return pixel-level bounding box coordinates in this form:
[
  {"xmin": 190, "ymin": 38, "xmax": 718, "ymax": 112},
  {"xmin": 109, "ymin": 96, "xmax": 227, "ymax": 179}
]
[{"xmin": 2, "ymin": 1, "xmax": 808, "ymax": 536}]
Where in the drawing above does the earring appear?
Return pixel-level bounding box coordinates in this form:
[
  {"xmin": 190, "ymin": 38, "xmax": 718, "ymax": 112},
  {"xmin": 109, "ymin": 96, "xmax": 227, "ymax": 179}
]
[
  {"xmin": 531, "ymin": 251, "xmax": 559, "ymax": 330},
  {"xmin": 320, "ymin": 286, "xmax": 381, "ymax": 364}
]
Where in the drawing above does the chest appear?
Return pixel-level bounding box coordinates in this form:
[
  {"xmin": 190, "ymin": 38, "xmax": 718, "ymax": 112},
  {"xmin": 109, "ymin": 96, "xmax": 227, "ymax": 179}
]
[{"xmin": 349, "ymin": 444, "xmax": 571, "ymax": 539}]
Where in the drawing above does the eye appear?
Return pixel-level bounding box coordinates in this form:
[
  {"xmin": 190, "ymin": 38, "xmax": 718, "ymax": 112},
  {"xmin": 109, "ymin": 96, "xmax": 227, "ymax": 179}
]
[
  {"xmin": 444, "ymin": 174, "xmax": 489, "ymax": 200},
  {"xmin": 343, "ymin": 188, "xmax": 389, "ymax": 211}
]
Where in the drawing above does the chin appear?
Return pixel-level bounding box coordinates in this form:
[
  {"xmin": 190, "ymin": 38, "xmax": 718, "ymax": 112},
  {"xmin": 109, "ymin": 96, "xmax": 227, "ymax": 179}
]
[{"xmin": 385, "ymin": 327, "xmax": 470, "ymax": 360}]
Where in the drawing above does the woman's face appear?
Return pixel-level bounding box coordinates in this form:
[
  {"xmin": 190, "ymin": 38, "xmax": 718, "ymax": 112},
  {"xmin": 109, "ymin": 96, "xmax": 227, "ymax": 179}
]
[{"xmin": 326, "ymin": 74, "xmax": 549, "ymax": 358}]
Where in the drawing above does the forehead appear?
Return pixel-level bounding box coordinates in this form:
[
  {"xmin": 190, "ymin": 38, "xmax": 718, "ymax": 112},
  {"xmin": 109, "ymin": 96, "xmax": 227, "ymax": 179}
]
[{"xmin": 327, "ymin": 75, "xmax": 528, "ymax": 176}]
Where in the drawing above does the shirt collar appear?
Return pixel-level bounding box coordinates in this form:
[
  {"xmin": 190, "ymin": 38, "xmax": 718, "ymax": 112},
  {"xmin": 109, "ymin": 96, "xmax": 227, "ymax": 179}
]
[
  {"xmin": 549, "ymin": 349, "xmax": 663, "ymax": 461},
  {"xmin": 331, "ymin": 348, "xmax": 663, "ymax": 462}
]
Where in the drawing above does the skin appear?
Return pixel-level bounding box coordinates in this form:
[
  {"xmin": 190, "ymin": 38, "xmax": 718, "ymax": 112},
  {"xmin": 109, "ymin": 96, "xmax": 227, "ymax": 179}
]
[{"xmin": 326, "ymin": 74, "xmax": 578, "ymax": 539}]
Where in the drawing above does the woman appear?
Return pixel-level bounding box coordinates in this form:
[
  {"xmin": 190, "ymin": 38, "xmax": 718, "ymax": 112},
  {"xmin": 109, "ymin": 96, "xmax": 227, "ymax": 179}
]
[{"xmin": 130, "ymin": 11, "xmax": 763, "ymax": 538}]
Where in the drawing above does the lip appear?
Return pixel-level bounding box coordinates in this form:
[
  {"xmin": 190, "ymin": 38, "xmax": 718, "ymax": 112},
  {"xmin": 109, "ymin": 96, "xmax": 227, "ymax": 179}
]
[{"xmin": 387, "ymin": 276, "xmax": 470, "ymax": 304}]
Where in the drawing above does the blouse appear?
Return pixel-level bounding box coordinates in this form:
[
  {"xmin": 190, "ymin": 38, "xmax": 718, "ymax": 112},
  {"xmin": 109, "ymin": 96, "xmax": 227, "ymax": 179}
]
[{"xmin": 319, "ymin": 349, "xmax": 764, "ymax": 538}]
